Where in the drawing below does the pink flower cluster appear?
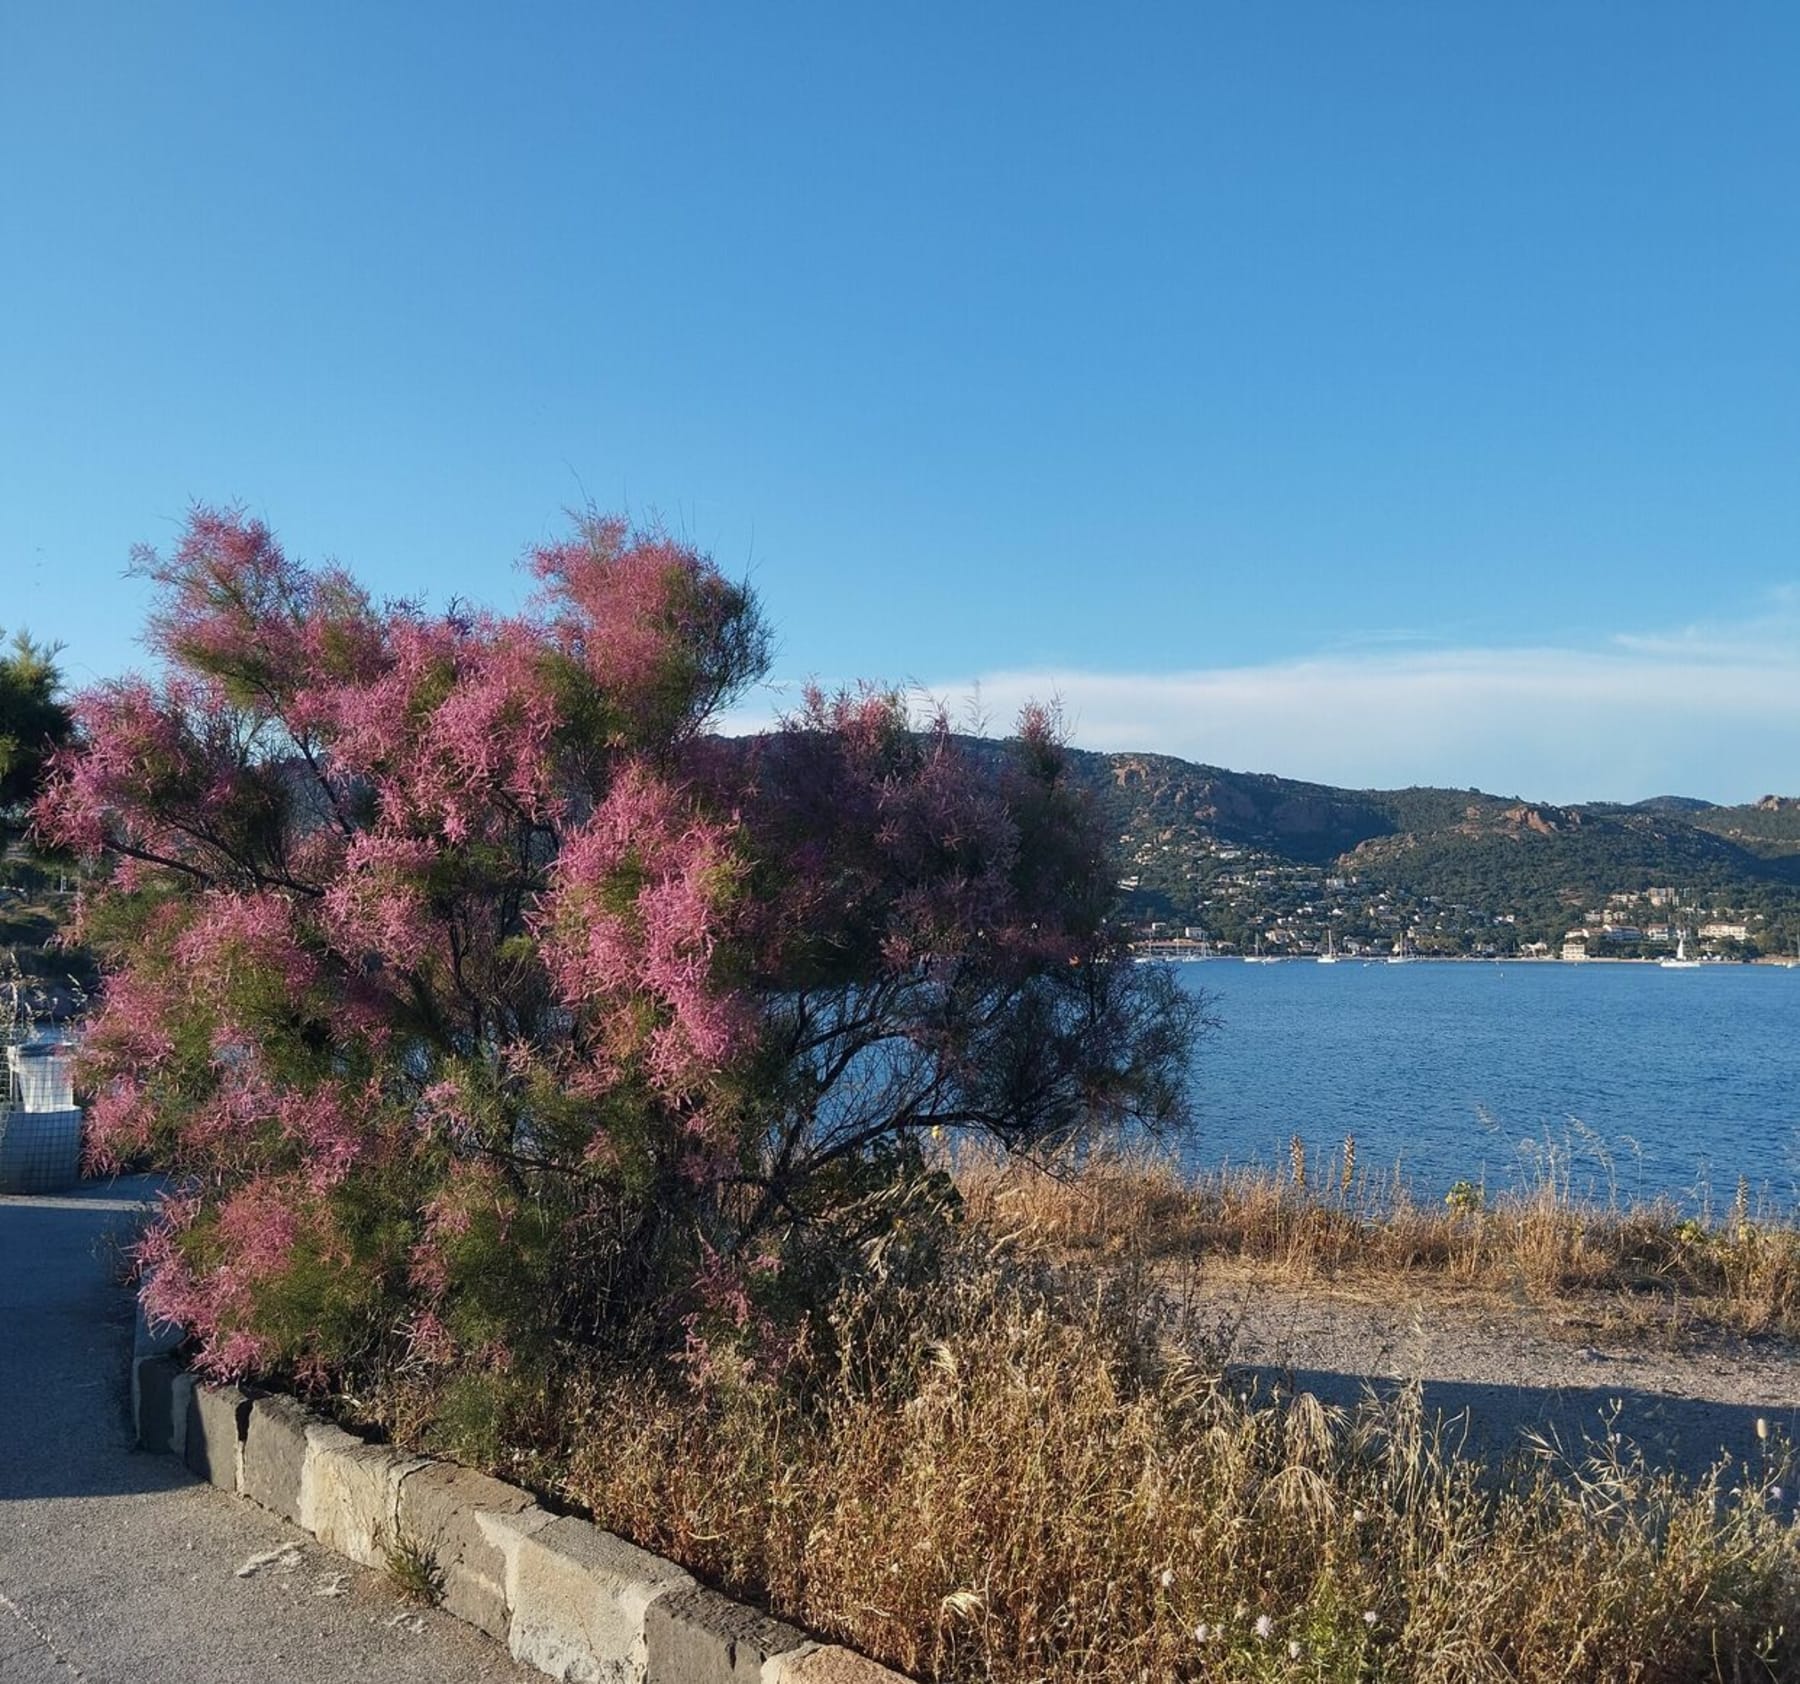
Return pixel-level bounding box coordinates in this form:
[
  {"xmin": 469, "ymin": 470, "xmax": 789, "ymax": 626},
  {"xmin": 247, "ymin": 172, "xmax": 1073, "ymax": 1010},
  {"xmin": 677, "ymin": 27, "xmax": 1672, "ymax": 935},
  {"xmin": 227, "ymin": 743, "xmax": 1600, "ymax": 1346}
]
[
  {"xmin": 322, "ymin": 833, "xmax": 443, "ymax": 972},
  {"xmin": 138, "ymin": 1183, "xmax": 304, "ymax": 1379},
  {"xmin": 531, "ymin": 516, "xmax": 740, "ymax": 712},
  {"xmin": 173, "ymin": 891, "xmax": 321, "ymax": 999},
  {"xmin": 328, "ymin": 615, "xmax": 564, "ymax": 844},
  {"xmin": 36, "ymin": 677, "xmax": 219, "ymax": 859},
  {"xmin": 140, "ymin": 507, "xmax": 385, "ymax": 723},
  {"xmin": 537, "ymin": 763, "xmax": 750, "ymax": 1096}
]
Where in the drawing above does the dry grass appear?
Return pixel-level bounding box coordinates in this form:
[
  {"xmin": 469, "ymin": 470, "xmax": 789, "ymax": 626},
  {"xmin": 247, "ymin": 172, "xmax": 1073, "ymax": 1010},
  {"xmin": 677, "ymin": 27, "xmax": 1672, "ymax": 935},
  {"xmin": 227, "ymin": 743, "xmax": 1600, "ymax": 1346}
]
[
  {"xmin": 376, "ymin": 1148, "xmax": 1800, "ymax": 1683},
  {"xmin": 956, "ymin": 1141, "xmax": 1800, "ymax": 1341},
  {"xmin": 554, "ymin": 1234, "xmax": 1800, "ymax": 1684}
]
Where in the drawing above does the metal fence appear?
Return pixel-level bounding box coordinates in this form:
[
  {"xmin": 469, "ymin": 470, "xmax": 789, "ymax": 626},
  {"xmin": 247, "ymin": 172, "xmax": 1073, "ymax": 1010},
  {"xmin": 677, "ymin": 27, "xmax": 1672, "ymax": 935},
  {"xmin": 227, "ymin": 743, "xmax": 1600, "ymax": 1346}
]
[
  {"xmin": 0, "ymin": 1106, "xmax": 83, "ymax": 1193},
  {"xmin": 1, "ymin": 1039, "xmax": 83, "ymax": 1193}
]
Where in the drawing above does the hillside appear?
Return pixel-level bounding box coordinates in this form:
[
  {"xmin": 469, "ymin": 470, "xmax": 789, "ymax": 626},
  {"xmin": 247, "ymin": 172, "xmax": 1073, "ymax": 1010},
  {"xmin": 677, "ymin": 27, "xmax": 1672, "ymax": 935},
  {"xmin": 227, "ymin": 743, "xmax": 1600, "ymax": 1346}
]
[
  {"xmin": 1690, "ymin": 795, "xmax": 1800, "ymax": 856},
  {"xmin": 1049, "ymin": 747, "xmax": 1800, "ymax": 957},
  {"xmin": 1630, "ymin": 795, "xmax": 1719, "ymax": 815}
]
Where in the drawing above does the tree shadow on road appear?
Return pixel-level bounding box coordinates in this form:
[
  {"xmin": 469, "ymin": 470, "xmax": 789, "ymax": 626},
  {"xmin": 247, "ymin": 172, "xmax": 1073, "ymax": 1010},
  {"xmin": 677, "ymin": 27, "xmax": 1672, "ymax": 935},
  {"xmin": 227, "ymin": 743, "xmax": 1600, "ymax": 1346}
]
[{"xmin": 0, "ymin": 1178, "xmax": 199, "ymax": 1503}]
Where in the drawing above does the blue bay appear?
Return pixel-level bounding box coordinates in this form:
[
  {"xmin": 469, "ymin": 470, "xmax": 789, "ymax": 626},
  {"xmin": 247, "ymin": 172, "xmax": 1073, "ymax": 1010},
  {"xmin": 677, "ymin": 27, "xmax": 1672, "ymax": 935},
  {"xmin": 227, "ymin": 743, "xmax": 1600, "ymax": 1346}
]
[{"xmin": 1172, "ymin": 961, "xmax": 1800, "ymax": 1213}]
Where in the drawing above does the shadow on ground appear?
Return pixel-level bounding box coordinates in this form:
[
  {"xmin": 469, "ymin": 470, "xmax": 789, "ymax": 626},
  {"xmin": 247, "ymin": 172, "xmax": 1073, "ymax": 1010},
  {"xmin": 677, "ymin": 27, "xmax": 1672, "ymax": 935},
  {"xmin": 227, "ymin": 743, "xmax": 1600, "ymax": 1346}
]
[
  {"xmin": 1233, "ymin": 1361, "xmax": 1800, "ymax": 1492},
  {"xmin": 0, "ymin": 1176, "xmax": 184, "ymax": 1503}
]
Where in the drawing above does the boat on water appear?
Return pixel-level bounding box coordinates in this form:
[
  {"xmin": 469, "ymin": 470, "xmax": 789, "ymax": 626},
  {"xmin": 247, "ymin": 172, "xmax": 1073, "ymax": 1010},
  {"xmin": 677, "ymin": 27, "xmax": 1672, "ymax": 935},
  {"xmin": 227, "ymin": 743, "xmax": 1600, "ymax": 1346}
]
[
  {"xmin": 1387, "ymin": 937, "xmax": 1414, "ymax": 964},
  {"xmin": 1317, "ymin": 930, "xmax": 1339, "ymax": 965},
  {"xmin": 1245, "ymin": 935, "xmax": 1282, "ymax": 964},
  {"xmin": 1660, "ymin": 930, "xmax": 1701, "ymax": 969}
]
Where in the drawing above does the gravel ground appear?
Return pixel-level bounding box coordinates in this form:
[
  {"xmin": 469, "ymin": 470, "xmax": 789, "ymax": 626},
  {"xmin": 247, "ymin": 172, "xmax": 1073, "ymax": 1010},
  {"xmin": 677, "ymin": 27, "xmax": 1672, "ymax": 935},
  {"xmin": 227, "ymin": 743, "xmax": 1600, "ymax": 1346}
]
[{"xmin": 1195, "ymin": 1270, "xmax": 1800, "ymax": 1484}]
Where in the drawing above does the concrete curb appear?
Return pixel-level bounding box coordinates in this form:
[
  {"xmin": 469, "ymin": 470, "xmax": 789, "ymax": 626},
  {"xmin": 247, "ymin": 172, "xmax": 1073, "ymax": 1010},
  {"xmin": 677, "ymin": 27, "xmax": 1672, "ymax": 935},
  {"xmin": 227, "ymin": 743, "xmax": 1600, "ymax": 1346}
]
[{"xmin": 133, "ymin": 1354, "xmax": 909, "ymax": 1684}]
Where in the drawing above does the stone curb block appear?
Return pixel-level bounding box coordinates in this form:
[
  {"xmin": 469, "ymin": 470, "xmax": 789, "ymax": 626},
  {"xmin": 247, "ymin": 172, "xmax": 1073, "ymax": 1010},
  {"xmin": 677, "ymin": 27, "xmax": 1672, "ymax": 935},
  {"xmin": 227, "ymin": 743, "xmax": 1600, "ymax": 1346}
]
[
  {"xmin": 478, "ymin": 1505, "xmax": 559, "ymax": 1636},
  {"xmin": 397, "ymin": 1461, "xmax": 542, "ymax": 1640},
  {"xmin": 131, "ymin": 1354, "xmax": 915, "ymax": 1684},
  {"xmin": 765, "ymin": 1647, "xmax": 913, "ymax": 1684},
  {"xmin": 239, "ymin": 1393, "xmax": 316, "ymax": 1526},
  {"xmin": 242, "ymin": 1393, "xmax": 363, "ymax": 1531},
  {"xmin": 644, "ymin": 1584, "xmax": 809, "ymax": 1684},
  {"xmin": 129, "ymin": 1297, "xmax": 183, "ymax": 1441},
  {"xmin": 309, "ymin": 1437, "xmax": 431, "ymax": 1569},
  {"xmin": 134, "ymin": 1353, "xmax": 197, "ymax": 1460},
  {"xmin": 508, "ymin": 1514, "xmax": 694, "ymax": 1682},
  {"xmin": 185, "ymin": 1381, "xmax": 252, "ymax": 1492}
]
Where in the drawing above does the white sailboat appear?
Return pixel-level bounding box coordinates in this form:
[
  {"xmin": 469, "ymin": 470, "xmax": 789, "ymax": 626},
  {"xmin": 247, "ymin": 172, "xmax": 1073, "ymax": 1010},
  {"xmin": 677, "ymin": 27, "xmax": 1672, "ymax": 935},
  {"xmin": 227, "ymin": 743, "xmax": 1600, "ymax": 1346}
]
[
  {"xmin": 1387, "ymin": 935, "xmax": 1414, "ymax": 964},
  {"xmin": 1660, "ymin": 930, "xmax": 1701, "ymax": 969},
  {"xmin": 1316, "ymin": 929, "xmax": 1339, "ymax": 965},
  {"xmin": 1245, "ymin": 934, "xmax": 1282, "ymax": 964}
]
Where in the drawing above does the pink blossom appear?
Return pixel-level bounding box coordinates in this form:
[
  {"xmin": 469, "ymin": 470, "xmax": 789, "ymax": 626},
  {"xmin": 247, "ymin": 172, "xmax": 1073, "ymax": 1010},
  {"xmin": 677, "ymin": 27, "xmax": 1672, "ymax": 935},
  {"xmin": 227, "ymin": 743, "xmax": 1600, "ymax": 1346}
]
[
  {"xmin": 532, "ymin": 519, "xmax": 728, "ymax": 704},
  {"xmin": 273, "ymin": 1084, "xmax": 366, "ymax": 1190},
  {"xmin": 322, "ymin": 833, "xmax": 441, "ymax": 971},
  {"xmin": 175, "ymin": 891, "xmax": 321, "ymax": 998},
  {"xmin": 536, "ymin": 762, "xmax": 750, "ymax": 1094}
]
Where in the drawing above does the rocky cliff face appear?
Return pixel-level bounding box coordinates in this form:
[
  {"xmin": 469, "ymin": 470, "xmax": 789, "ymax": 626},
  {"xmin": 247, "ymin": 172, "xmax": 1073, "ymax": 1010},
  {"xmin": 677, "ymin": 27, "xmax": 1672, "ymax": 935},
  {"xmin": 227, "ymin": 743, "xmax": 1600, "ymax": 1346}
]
[
  {"xmin": 1497, "ymin": 804, "xmax": 1583, "ymax": 837},
  {"xmin": 1072, "ymin": 748, "xmax": 1399, "ymax": 862}
]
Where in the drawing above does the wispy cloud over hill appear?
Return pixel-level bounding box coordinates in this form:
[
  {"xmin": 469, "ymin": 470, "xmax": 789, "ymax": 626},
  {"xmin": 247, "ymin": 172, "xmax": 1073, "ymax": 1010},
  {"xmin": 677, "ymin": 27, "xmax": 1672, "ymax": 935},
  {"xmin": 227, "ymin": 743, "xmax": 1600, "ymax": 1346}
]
[{"xmin": 729, "ymin": 597, "xmax": 1800, "ymax": 806}]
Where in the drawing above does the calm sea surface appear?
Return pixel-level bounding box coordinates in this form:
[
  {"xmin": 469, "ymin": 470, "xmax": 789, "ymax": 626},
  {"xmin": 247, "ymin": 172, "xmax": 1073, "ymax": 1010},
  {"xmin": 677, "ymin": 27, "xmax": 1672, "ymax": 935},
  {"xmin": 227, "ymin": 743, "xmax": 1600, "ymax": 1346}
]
[{"xmin": 1170, "ymin": 960, "xmax": 1800, "ymax": 1211}]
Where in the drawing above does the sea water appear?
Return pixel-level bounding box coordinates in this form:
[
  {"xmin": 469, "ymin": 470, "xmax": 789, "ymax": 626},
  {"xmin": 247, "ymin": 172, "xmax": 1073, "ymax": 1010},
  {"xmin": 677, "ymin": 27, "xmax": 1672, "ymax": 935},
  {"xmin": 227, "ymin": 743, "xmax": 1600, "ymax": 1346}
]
[{"xmin": 1171, "ymin": 960, "xmax": 1800, "ymax": 1212}]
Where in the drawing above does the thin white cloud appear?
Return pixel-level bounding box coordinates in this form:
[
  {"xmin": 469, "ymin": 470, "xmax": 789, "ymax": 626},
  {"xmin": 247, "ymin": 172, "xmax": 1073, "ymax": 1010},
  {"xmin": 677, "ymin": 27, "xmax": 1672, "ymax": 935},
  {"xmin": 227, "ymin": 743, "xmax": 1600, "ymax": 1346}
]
[
  {"xmin": 722, "ymin": 603, "xmax": 1800, "ymax": 805},
  {"xmin": 1609, "ymin": 585, "xmax": 1800, "ymax": 662}
]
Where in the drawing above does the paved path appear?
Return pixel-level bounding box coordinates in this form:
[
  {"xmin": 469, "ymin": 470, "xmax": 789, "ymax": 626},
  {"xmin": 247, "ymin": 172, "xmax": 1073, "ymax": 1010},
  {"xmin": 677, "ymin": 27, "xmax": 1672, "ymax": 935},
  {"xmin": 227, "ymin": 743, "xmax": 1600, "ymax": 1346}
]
[{"xmin": 0, "ymin": 1180, "xmax": 535, "ymax": 1683}]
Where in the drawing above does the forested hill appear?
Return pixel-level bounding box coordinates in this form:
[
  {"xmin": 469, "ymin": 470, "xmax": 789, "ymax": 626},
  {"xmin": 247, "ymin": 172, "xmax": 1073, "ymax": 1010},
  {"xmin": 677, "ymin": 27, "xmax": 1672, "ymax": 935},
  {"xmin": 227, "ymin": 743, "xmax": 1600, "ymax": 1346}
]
[{"xmin": 1037, "ymin": 745, "xmax": 1800, "ymax": 954}]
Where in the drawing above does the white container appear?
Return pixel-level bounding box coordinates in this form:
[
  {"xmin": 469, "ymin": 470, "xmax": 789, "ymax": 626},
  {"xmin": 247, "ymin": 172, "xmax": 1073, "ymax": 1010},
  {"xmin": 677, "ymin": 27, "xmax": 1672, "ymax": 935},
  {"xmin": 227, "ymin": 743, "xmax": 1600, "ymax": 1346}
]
[{"xmin": 8, "ymin": 1043, "xmax": 74, "ymax": 1111}]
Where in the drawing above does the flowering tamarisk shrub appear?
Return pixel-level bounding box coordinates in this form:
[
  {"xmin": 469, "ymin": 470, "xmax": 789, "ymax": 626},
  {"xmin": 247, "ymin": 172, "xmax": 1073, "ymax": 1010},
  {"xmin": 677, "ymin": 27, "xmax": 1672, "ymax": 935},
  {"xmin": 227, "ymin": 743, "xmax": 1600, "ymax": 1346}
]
[{"xmin": 38, "ymin": 507, "xmax": 1198, "ymax": 1399}]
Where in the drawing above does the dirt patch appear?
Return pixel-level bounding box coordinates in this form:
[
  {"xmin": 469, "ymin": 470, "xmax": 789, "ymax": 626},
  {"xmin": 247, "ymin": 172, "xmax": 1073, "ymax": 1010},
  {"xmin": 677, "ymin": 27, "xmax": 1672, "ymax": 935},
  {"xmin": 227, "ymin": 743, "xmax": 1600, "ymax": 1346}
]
[{"xmin": 1195, "ymin": 1269, "xmax": 1800, "ymax": 1485}]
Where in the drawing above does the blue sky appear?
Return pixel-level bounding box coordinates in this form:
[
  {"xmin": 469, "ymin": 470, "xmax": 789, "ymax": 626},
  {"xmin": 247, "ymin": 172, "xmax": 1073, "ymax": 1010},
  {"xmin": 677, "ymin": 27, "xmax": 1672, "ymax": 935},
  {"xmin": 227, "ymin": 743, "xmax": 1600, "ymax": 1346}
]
[{"xmin": 3, "ymin": 4, "xmax": 1797, "ymax": 802}]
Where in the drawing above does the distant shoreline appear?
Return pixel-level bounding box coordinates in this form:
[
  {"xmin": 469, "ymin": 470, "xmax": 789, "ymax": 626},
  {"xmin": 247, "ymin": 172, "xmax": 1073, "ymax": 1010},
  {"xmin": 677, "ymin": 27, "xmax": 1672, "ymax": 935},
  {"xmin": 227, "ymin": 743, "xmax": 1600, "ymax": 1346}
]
[{"xmin": 1132, "ymin": 951, "xmax": 1799, "ymax": 967}]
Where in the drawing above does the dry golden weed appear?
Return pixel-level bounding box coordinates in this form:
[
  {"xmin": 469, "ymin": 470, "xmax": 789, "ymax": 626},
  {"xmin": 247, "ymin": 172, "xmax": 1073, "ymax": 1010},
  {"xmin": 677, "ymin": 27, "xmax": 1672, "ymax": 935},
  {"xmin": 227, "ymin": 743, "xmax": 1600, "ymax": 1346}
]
[
  {"xmin": 550, "ymin": 1226, "xmax": 1800, "ymax": 1684},
  {"xmin": 954, "ymin": 1140, "xmax": 1800, "ymax": 1340},
  {"xmin": 378, "ymin": 1146, "xmax": 1800, "ymax": 1684}
]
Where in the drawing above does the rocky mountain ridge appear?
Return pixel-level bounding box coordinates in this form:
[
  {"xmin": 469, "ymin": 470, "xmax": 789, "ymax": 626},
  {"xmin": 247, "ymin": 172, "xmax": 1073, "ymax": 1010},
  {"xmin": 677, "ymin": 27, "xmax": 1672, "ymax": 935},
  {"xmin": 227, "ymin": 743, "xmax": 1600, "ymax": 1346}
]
[{"xmin": 1048, "ymin": 744, "xmax": 1800, "ymax": 952}]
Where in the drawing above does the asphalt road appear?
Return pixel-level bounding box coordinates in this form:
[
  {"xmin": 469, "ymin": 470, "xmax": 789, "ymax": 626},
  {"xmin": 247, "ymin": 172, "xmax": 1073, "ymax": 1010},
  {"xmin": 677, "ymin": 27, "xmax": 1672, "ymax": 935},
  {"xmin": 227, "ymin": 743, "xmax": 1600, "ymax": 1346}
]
[{"xmin": 0, "ymin": 1179, "xmax": 534, "ymax": 1684}]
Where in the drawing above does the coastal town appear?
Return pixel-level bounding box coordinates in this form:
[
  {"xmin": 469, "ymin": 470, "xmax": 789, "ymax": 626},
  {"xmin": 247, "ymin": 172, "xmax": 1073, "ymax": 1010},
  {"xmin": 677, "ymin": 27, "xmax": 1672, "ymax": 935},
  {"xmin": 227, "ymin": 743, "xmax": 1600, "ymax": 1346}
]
[
  {"xmin": 1126, "ymin": 850, "xmax": 1794, "ymax": 963},
  {"xmin": 1068, "ymin": 747, "xmax": 1800, "ymax": 965}
]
